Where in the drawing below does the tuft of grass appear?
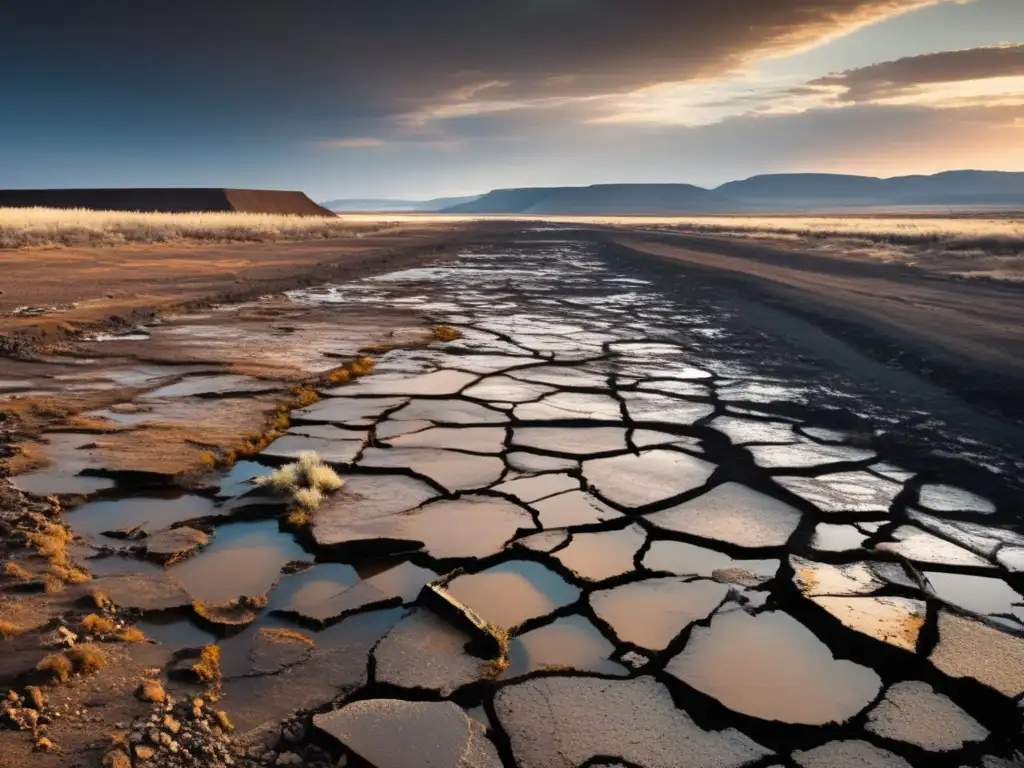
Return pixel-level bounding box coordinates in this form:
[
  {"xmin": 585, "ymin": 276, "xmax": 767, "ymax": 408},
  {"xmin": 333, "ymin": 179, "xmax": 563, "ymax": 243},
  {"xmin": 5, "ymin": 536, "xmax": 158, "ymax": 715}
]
[
  {"xmin": 432, "ymin": 325, "xmax": 462, "ymax": 342},
  {"xmin": 3, "ymin": 561, "xmax": 33, "ymax": 581},
  {"xmin": 81, "ymin": 614, "xmax": 115, "ymax": 636},
  {"xmin": 37, "ymin": 653, "xmax": 73, "ymax": 683},
  {"xmin": 66, "ymin": 643, "xmax": 107, "ymax": 674},
  {"xmin": 89, "ymin": 589, "xmax": 113, "ymax": 610},
  {"xmin": 214, "ymin": 710, "xmax": 234, "ymax": 732},
  {"xmin": 0, "ymin": 619, "xmax": 24, "ymax": 640},
  {"xmin": 116, "ymin": 626, "xmax": 146, "ymax": 643},
  {"xmin": 262, "ymin": 627, "xmax": 315, "ymax": 647},
  {"xmin": 253, "ymin": 450, "xmax": 344, "ymax": 516},
  {"xmin": 290, "ymin": 386, "xmax": 320, "ymax": 407},
  {"xmin": 192, "ymin": 644, "xmax": 221, "ymax": 683}
]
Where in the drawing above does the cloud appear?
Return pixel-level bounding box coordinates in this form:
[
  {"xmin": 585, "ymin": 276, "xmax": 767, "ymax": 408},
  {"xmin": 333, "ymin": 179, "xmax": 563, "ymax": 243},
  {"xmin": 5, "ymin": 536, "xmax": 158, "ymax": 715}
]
[{"xmin": 316, "ymin": 137, "xmax": 386, "ymax": 149}]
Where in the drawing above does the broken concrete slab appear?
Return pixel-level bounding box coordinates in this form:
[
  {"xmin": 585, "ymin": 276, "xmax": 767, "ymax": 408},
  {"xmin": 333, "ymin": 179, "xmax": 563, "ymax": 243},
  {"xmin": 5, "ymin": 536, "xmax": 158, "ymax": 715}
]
[
  {"xmin": 313, "ymin": 699, "xmax": 502, "ymax": 768},
  {"xmin": 811, "ymin": 523, "xmax": 868, "ymax": 552},
  {"xmin": 292, "ymin": 396, "xmax": 406, "ymax": 425},
  {"xmin": 621, "ymin": 391, "xmax": 714, "ymax": 426},
  {"xmin": 929, "ymin": 611, "xmax": 1024, "ymax": 697},
  {"xmin": 504, "ymin": 614, "xmax": 626, "ymax": 678},
  {"xmin": 248, "ymin": 627, "xmax": 315, "ymax": 676},
  {"xmin": 643, "ymin": 540, "xmax": 779, "ymax": 585},
  {"xmin": 591, "ymin": 577, "xmax": 729, "ymax": 651},
  {"xmin": 645, "ymin": 483, "xmax": 802, "ymax": 550},
  {"xmin": 142, "ymin": 526, "xmax": 210, "ymax": 564},
  {"xmin": 506, "ymin": 451, "xmax": 578, "ymax": 473},
  {"xmin": 666, "ymin": 610, "xmax": 882, "ymax": 725},
  {"xmin": 359, "ymin": 447, "xmax": 505, "ymax": 492},
  {"xmin": 388, "ymin": 397, "xmax": 508, "ymax": 425},
  {"xmin": 792, "ymin": 740, "xmax": 912, "ymax": 768},
  {"xmin": 512, "ymin": 426, "xmax": 628, "ymax": 456},
  {"xmin": 375, "ymin": 418, "xmax": 434, "ymax": 440},
  {"xmin": 583, "ymin": 449, "xmax": 715, "ymax": 508},
  {"xmin": 514, "ymin": 391, "xmax": 622, "ymax": 422},
  {"xmin": 383, "ymin": 426, "xmax": 506, "ymax": 454},
  {"xmin": 907, "ymin": 509, "xmax": 1024, "ymax": 558},
  {"xmin": 91, "ymin": 572, "xmax": 191, "ymax": 612},
  {"xmin": 317, "ymin": 492, "xmax": 532, "ymax": 559},
  {"xmin": 493, "ymin": 675, "xmax": 772, "ymax": 768},
  {"xmin": 512, "ymin": 530, "xmax": 570, "ymax": 553},
  {"xmin": 775, "ymin": 471, "xmax": 902, "ymax": 514},
  {"xmin": 446, "ymin": 560, "xmax": 581, "ymax": 628},
  {"xmin": 811, "ymin": 596, "xmax": 926, "ymax": 652},
  {"xmin": 551, "ymin": 524, "xmax": 647, "ymax": 582},
  {"xmin": 312, "ymin": 474, "xmax": 438, "ymax": 548},
  {"xmin": 747, "ymin": 442, "xmax": 875, "ymax": 470},
  {"xmin": 373, "ymin": 609, "xmax": 490, "ymax": 695},
  {"xmin": 866, "ymin": 680, "xmax": 988, "ymax": 751},
  {"xmin": 329, "ymin": 369, "xmax": 478, "ymax": 397},
  {"xmin": 463, "ymin": 375, "xmax": 555, "ymax": 403},
  {"xmin": 875, "ymin": 526, "xmax": 993, "ymax": 568},
  {"xmin": 918, "ymin": 484, "xmax": 996, "ymax": 515},
  {"xmin": 710, "ymin": 417, "xmax": 796, "ymax": 445},
  {"xmin": 791, "ymin": 557, "xmax": 883, "ymax": 597},
  {"xmin": 529, "ymin": 489, "xmax": 624, "ymax": 528}
]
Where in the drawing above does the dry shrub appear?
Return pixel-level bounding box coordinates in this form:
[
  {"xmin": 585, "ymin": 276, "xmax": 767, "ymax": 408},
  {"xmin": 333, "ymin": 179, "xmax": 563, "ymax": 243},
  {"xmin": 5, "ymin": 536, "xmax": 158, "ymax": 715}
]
[
  {"xmin": 290, "ymin": 386, "xmax": 320, "ymax": 407},
  {"xmin": 81, "ymin": 614, "xmax": 115, "ymax": 636},
  {"xmin": 0, "ymin": 619, "xmax": 23, "ymax": 640},
  {"xmin": 37, "ymin": 653, "xmax": 73, "ymax": 683},
  {"xmin": 117, "ymin": 626, "xmax": 146, "ymax": 643},
  {"xmin": 293, "ymin": 487, "xmax": 324, "ymax": 511},
  {"xmin": 66, "ymin": 643, "xmax": 107, "ymax": 674},
  {"xmin": 432, "ymin": 325, "xmax": 462, "ymax": 342},
  {"xmin": 285, "ymin": 507, "xmax": 312, "ymax": 528},
  {"xmin": 214, "ymin": 710, "xmax": 234, "ymax": 732},
  {"xmin": 192, "ymin": 644, "xmax": 221, "ymax": 683},
  {"xmin": 306, "ymin": 462, "xmax": 343, "ymax": 491},
  {"xmin": 253, "ymin": 450, "xmax": 344, "ymax": 516},
  {"xmin": 483, "ymin": 623, "xmax": 511, "ymax": 678},
  {"xmin": 3, "ymin": 560, "xmax": 33, "ymax": 581},
  {"xmin": 89, "ymin": 589, "xmax": 113, "ymax": 610}
]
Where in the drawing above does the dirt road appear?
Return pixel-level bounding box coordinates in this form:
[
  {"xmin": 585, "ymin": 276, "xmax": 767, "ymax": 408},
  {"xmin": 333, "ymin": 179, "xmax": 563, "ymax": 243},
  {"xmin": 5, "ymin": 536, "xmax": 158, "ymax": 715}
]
[{"xmin": 609, "ymin": 231, "xmax": 1024, "ymax": 426}]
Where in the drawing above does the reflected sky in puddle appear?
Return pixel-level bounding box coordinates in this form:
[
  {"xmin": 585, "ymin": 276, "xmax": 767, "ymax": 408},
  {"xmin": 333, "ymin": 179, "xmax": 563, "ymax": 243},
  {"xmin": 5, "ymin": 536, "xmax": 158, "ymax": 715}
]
[
  {"xmin": 68, "ymin": 494, "xmax": 216, "ymax": 543},
  {"xmin": 447, "ymin": 560, "xmax": 581, "ymax": 628},
  {"xmin": 503, "ymin": 614, "xmax": 626, "ymax": 679}
]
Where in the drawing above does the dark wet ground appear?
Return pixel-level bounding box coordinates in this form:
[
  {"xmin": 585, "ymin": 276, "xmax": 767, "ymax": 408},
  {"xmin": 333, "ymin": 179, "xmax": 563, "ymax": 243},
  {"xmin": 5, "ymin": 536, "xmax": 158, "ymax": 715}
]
[{"xmin": 33, "ymin": 236, "xmax": 1024, "ymax": 767}]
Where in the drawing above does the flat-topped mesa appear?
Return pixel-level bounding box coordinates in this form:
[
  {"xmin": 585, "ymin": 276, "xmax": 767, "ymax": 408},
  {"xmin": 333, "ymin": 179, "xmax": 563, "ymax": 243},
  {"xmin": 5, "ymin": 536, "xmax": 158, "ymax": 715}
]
[{"xmin": 0, "ymin": 188, "xmax": 334, "ymax": 216}]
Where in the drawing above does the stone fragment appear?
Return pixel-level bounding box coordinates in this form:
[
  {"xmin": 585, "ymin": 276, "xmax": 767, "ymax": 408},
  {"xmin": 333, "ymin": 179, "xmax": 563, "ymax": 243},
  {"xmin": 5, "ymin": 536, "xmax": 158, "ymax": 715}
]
[
  {"xmin": 583, "ymin": 449, "xmax": 715, "ymax": 508},
  {"xmin": 811, "ymin": 596, "xmax": 925, "ymax": 652},
  {"xmin": 792, "ymin": 740, "xmax": 912, "ymax": 768},
  {"xmin": 92, "ymin": 573, "xmax": 191, "ymax": 612},
  {"xmin": 373, "ymin": 610, "xmax": 489, "ymax": 695},
  {"xmin": 666, "ymin": 610, "xmax": 881, "ymax": 725},
  {"xmin": 646, "ymin": 484, "xmax": 802, "ymax": 550},
  {"xmin": 313, "ymin": 699, "xmax": 502, "ymax": 768},
  {"xmin": 876, "ymin": 526, "xmax": 992, "ymax": 568},
  {"xmin": 143, "ymin": 526, "xmax": 210, "ymax": 564},
  {"xmin": 494, "ymin": 675, "xmax": 772, "ymax": 768},
  {"xmin": 591, "ymin": 578, "xmax": 729, "ymax": 651},
  {"xmin": 866, "ymin": 680, "xmax": 988, "ymax": 751},
  {"xmin": 529, "ymin": 490, "xmax": 623, "ymax": 528},
  {"xmin": 312, "ymin": 474, "xmax": 438, "ymax": 549},
  {"xmin": 929, "ymin": 611, "xmax": 1024, "ymax": 697}
]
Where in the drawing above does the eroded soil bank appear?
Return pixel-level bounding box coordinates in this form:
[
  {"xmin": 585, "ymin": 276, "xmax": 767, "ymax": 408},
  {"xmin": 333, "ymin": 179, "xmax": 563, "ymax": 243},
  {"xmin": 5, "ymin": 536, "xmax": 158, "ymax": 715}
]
[{"xmin": 2, "ymin": 227, "xmax": 1024, "ymax": 768}]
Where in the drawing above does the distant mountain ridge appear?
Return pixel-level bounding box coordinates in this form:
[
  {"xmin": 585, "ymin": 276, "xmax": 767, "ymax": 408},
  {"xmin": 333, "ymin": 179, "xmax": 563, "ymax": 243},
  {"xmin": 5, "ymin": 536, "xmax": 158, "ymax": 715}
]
[
  {"xmin": 442, "ymin": 171, "xmax": 1024, "ymax": 214},
  {"xmin": 321, "ymin": 195, "xmax": 480, "ymax": 212}
]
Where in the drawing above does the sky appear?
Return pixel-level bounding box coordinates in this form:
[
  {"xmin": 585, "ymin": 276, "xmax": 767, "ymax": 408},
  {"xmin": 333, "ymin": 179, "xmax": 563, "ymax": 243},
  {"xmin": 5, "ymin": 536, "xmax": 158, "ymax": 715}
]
[{"xmin": 1, "ymin": 0, "xmax": 1022, "ymax": 200}]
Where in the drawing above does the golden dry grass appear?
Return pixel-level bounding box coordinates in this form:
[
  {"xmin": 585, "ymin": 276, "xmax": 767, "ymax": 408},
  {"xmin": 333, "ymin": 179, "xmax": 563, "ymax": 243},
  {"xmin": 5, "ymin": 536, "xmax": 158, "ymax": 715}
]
[
  {"xmin": 3, "ymin": 561, "xmax": 33, "ymax": 581},
  {"xmin": 66, "ymin": 643, "xmax": 108, "ymax": 674},
  {"xmin": 253, "ymin": 450, "xmax": 344, "ymax": 516},
  {"xmin": 116, "ymin": 626, "xmax": 146, "ymax": 643},
  {"xmin": 0, "ymin": 207, "xmax": 392, "ymax": 249},
  {"xmin": 37, "ymin": 653, "xmax": 73, "ymax": 683},
  {"xmin": 81, "ymin": 614, "xmax": 116, "ymax": 636},
  {"xmin": 0, "ymin": 619, "xmax": 23, "ymax": 640},
  {"xmin": 192, "ymin": 644, "xmax": 222, "ymax": 683}
]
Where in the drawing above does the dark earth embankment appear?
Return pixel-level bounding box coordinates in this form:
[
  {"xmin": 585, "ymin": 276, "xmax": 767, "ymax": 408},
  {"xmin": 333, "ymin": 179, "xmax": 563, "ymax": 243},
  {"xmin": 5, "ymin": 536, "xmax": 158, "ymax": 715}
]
[{"xmin": 0, "ymin": 188, "xmax": 334, "ymax": 216}]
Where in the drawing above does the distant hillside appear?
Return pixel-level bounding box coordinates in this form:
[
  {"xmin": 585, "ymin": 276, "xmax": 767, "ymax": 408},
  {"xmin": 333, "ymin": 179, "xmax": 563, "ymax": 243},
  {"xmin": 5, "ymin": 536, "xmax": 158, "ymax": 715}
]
[
  {"xmin": 0, "ymin": 188, "xmax": 333, "ymax": 217},
  {"xmin": 441, "ymin": 171, "xmax": 1024, "ymax": 214},
  {"xmin": 322, "ymin": 194, "xmax": 480, "ymax": 212}
]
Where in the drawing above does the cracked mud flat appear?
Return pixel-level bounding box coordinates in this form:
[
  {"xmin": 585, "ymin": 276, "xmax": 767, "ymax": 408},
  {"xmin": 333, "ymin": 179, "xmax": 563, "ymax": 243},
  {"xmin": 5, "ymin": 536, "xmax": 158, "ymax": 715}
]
[{"xmin": 4, "ymin": 234, "xmax": 1024, "ymax": 768}]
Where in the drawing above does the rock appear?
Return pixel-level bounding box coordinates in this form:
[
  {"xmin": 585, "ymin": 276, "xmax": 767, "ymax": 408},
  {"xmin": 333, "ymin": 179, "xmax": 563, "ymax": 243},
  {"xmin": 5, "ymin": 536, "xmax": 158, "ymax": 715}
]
[
  {"xmin": 276, "ymin": 752, "xmax": 304, "ymax": 766},
  {"xmin": 929, "ymin": 611, "xmax": 1024, "ymax": 697},
  {"xmin": 143, "ymin": 526, "xmax": 210, "ymax": 564},
  {"xmin": 34, "ymin": 737, "xmax": 57, "ymax": 752},
  {"xmin": 792, "ymin": 740, "xmax": 912, "ymax": 768},
  {"xmin": 866, "ymin": 680, "xmax": 988, "ymax": 751},
  {"xmin": 665, "ymin": 610, "xmax": 881, "ymax": 725},
  {"xmin": 590, "ymin": 577, "xmax": 729, "ymax": 651},
  {"xmin": 810, "ymin": 596, "xmax": 926, "ymax": 652},
  {"xmin": 645, "ymin": 483, "xmax": 802, "ymax": 550},
  {"xmin": 313, "ymin": 699, "xmax": 502, "ymax": 768},
  {"xmin": 372, "ymin": 609, "xmax": 489, "ymax": 695},
  {"xmin": 92, "ymin": 572, "xmax": 191, "ymax": 612},
  {"xmin": 135, "ymin": 680, "xmax": 166, "ymax": 703},
  {"xmin": 494, "ymin": 675, "xmax": 771, "ymax": 768},
  {"xmin": 583, "ymin": 449, "xmax": 715, "ymax": 508},
  {"xmin": 134, "ymin": 745, "xmax": 156, "ymax": 760},
  {"xmin": 282, "ymin": 720, "xmax": 308, "ymax": 743},
  {"xmin": 103, "ymin": 749, "xmax": 132, "ymax": 768}
]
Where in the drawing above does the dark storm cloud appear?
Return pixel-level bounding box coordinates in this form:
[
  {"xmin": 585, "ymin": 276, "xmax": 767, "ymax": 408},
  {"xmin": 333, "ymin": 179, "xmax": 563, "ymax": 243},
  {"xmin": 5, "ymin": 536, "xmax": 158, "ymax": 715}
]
[
  {"xmin": 1, "ymin": 0, "xmax": 960, "ymax": 132},
  {"xmin": 811, "ymin": 43, "xmax": 1024, "ymax": 101}
]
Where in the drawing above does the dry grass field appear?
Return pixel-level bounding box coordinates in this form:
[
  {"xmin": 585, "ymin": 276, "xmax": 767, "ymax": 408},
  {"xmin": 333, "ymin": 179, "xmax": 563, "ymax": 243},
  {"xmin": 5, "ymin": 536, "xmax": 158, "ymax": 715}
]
[{"xmin": 0, "ymin": 207, "xmax": 392, "ymax": 248}]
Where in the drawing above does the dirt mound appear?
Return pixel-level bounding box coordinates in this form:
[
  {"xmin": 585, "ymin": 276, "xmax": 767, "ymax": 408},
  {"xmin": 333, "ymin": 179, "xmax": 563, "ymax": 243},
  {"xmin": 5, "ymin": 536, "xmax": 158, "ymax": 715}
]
[{"xmin": 0, "ymin": 188, "xmax": 334, "ymax": 217}]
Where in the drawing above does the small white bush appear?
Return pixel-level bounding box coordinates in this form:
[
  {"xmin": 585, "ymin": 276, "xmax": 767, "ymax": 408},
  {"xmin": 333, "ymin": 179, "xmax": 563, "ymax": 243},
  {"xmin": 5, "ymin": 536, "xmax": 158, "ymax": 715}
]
[{"xmin": 251, "ymin": 450, "xmax": 344, "ymax": 511}]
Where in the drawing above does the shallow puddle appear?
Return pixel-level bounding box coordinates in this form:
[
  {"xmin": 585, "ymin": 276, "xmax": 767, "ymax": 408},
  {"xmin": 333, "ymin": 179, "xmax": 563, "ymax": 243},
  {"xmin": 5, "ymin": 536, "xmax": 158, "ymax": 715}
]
[
  {"xmin": 503, "ymin": 614, "xmax": 625, "ymax": 678},
  {"xmin": 446, "ymin": 560, "xmax": 581, "ymax": 628},
  {"xmin": 68, "ymin": 494, "xmax": 216, "ymax": 543}
]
